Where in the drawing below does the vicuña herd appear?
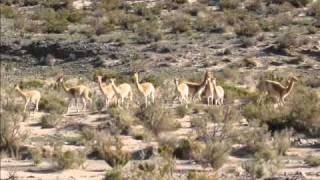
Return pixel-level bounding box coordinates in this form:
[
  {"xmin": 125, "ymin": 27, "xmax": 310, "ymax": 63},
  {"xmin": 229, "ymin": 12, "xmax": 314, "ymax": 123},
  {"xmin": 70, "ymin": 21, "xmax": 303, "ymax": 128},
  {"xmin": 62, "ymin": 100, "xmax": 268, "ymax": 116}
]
[{"xmin": 14, "ymin": 71, "xmax": 298, "ymax": 113}]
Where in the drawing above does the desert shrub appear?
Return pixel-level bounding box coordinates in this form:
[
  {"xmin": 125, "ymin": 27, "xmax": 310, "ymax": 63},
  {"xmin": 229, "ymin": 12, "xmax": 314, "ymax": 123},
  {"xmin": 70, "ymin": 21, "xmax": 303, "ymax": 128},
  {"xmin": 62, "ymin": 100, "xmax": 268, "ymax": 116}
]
[
  {"xmin": 40, "ymin": 113, "xmax": 62, "ymax": 128},
  {"xmin": 198, "ymin": 141, "xmax": 231, "ymax": 169},
  {"xmin": 20, "ymin": 80, "xmax": 44, "ymax": 89},
  {"xmin": 92, "ymin": 96, "xmax": 105, "ymax": 112},
  {"xmin": 134, "ymin": 20, "xmax": 162, "ymax": 44},
  {"xmin": 41, "ymin": 0, "xmax": 73, "ymax": 10},
  {"xmin": 93, "ymin": 69, "xmax": 129, "ymax": 84},
  {"xmin": 53, "ymin": 147, "xmax": 86, "ymax": 169},
  {"xmin": 136, "ymin": 104, "xmax": 179, "ymax": 135},
  {"xmin": 107, "ymin": 10, "xmax": 140, "ymax": 30},
  {"xmin": 33, "ymin": 8, "xmax": 69, "ymax": 33},
  {"xmin": 220, "ymin": 0, "xmax": 240, "ymax": 9},
  {"xmin": 243, "ymin": 154, "xmax": 282, "ymax": 179},
  {"xmin": 305, "ymin": 155, "xmax": 320, "ymax": 167},
  {"xmin": 172, "ymin": 0, "xmax": 188, "ymax": 4},
  {"xmin": 0, "ymin": 110, "xmax": 28, "ymax": 157},
  {"xmin": 105, "ymin": 168, "xmax": 123, "ymax": 180},
  {"xmin": 272, "ymin": 129, "xmax": 292, "ymax": 155},
  {"xmin": 308, "ymin": 1, "xmax": 320, "ymax": 17},
  {"xmin": 109, "ymin": 107, "xmax": 136, "ymax": 135},
  {"xmin": 235, "ymin": 18, "xmax": 261, "ymax": 37},
  {"xmin": 131, "ymin": 2, "xmax": 161, "ymax": 17},
  {"xmin": 182, "ymin": 3, "xmax": 206, "ymax": 16},
  {"xmin": 0, "ymin": 5, "xmax": 17, "ymax": 18},
  {"xmin": 39, "ymin": 91, "xmax": 67, "ymax": 114},
  {"xmin": 30, "ymin": 148, "xmax": 43, "ymax": 165},
  {"xmin": 173, "ymin": 139, "xmax": 193, "ymax": 160},
  {"xmin": 93, "ymin": 19, "xmax": 115, "ymax": 35},
  {"xmin": 94, "ymin": 136, "xmax": 129, "ymax": 167},
  {"xmin": 276, "ymin": 32, "xmax": 298, "ymax": 49},
  {"xmin": 100, "ymin": 0, "xmax": 124, "ymax": 11},
  {"xmin": 265, "ymin": 0, "xmax": 309, "ymax": 7},
  {"xmin": 187, "ymin": 172, "xmax": 218, "ymax": 180},
  {"xmin": 195, "ymin": 13, "xmax": 224, "ymax": 33},
  {"xmin": 245, "ymin": 0, "xmax": 263, "ymax": 12},
  {"xmin": 143, "ymin": 74, "xmax": 163, "ymax": 88},
  {"xmin": 224, "ymin": 9, "xmax": 249, "ymax": 26},
  {"xmin": 165, "ymin": 13, "xmax": 192, "ymax": 33},
  {"xmin": 176, "ymin": 105, "xmax": 190, "ymax": 118}
]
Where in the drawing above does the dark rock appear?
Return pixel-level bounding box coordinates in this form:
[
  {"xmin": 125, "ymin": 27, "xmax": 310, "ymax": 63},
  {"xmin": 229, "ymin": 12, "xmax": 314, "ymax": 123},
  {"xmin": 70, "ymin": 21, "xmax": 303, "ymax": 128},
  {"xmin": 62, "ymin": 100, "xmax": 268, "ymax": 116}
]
[{"xmin": 131, "ymin": 146, "xmax": 154, "ymax": 160}]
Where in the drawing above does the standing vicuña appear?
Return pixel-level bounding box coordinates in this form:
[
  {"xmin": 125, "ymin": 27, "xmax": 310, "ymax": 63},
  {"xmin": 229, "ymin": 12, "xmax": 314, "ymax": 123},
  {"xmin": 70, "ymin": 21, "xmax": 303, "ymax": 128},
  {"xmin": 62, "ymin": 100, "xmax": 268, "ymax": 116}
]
[
  {"xmin": 57, "ymin": 76, "xmax": 92, "ymax": 113},
  {"xmin": 174, "ymin": 78, "xmax": 189, "ymax": 107},
  {"xmin": 14, "ymin": 84, "xmax": 41, "ymax": 112},
  {"xmin": 110, "ymin": 78, "xmax": 133, "ymax": 108},
  {"xmin": 134, "ymin": 73, "xmax": 155, "ymax": 107},
  {"xmin": 184, "ymin": 71, "xmax": 213, "ymax": 102},
  {"xmin": 257, "ymin": 76, "xmax": 298, "ymax": 105},
  {"xmin": 96, "ymin": 75, "xmax": 115, "ymax": 109},
  {"xmin": 212, "ymin": 77, "xmax": 224, "ymax": 105}
]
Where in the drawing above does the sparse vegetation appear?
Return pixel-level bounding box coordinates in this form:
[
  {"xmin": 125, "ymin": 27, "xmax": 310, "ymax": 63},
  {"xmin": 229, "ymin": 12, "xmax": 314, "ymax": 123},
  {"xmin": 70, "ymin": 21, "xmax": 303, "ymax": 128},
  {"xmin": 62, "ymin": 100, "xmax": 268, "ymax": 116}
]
[
  {"xmin": 305, "ymin": 155, "xmax": 320, "ymax": 167},
  {"xmin": 40, "ymin": 113, "xmax": 62, "ymax": 128},
  {"xmin": 53, "ymin": 146, "xmax": 86, "ymax": 169}
]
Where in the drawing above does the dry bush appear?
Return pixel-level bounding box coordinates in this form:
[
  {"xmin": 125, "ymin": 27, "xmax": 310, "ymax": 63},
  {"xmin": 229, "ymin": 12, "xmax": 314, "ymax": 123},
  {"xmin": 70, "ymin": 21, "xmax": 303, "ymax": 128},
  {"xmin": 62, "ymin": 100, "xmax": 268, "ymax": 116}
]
[
  {"xmin": 100, "ymin": 0, "xmax": 124, "ymax": 11},
  {"xmin": 276, "ymin": 32, "xmax": 299, "ymax": 49},
  {"xmin": 176, "ymin": 105, "xmax": 190, "ymax": 118},
  {"xmin": 92, "ymin": 135, "xmax": 130, "ymax": 167},
  {"xmin": 308, "ymin": 1, "xmax": 320, "ymax": 17},
  {"xmin": 53, "ymin": 146, "xmax": 86, "ymax": 169},
  {"xmin": 136, "ymin": 104, "xmax": 179, "ymax": 135},
  {"xmin": 134, "ymin": 20, "xmax": 162, "ymax": 44},
  {"xmin": 305, "ymin": 155, "xmax": 320, "ymax": 167},
  {"xmin": 165, "ymin": 13, "xmax": 192, "ymax": 33},
  {"xmin": 109, "ymin": 107, "xmax": 136, "ymax": 135},
  {"xmin": 107, "ymin": 10, "xmax": 140, "ymax": 30},
  {"xmin": 198, "ymin": 140, "xmax": 232, "ymax": 169},
  {"xmin": 30, "ymin": 148, "xmax": 43, "ymax": 165},
  {"xmin": 187, "ymin": 172, "xmax": 218, "ymax": 180},
  {"xmin": 32, "ymin": 8, "xmax": 69, "ymax": 33},
  {"xmin": 220, "ymin": 0, "xmax": 240, "ymax": 9},
  {"xmin": 40, "ymin": 113, "xmax": 63, "ymax": 128},
  {"xmin": 40, "ymin": 90, "xmax": 67, "ymax": 114},
  {"xmin": 0, "ymin": 110, "xmax": 28, "ymax": 157},
  {"xmin": 105, "ymin": 167, "xmax": 123, "ymax": 180},
  {"xmin": 245, "ymin": 0, "xmax": 264, "ymax": 12},
  {"xmin": 272, "ymin": 129, "xmax": 292, "ymax": 155},
  {"xmin": 265, "ymin": 0, "xmax": 310, "ymax": 7},
  {"xmin": 182, "ymin": 3, "xmax": 206, "ymax": 16},
  {"xmin": 131, "ymin": 2, "xmax": 161, "ymax": 17},
  {"xmin": 0, "ymin": 5, "xmax": 17, "ymax": 18},
  {"xmin": 195, "ymin": 12, "xmax": 224, "ymax": 33},
  {"xmin": 235, "ymin": 18, "xmax": 261, "ymax": 37}
]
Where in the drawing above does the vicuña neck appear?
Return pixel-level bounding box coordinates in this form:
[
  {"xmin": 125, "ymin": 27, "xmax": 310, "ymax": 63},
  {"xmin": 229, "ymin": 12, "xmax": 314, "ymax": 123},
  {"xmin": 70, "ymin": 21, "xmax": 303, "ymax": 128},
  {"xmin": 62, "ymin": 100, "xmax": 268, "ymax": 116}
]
[
  {"xmin": 97, "ymin": 79, "xmax": 105, "ymax": 93},
  {"xmin": 135, "ymin": 77, "xmax": 144, "ymax": 93},
  {"xmin": 285, "ymin": 80, "xmax": 295, "ymax": 95},
  {"xmin": 111, "ymin": 82, "xmax": 121, "ymax": 96},
  {"xmin": 61, "ymin": 82, "xmax": 70, "ymax": 93},
  {"xmin": 16, "ymin": 87, "xmax": 26, "ymax": 99}
]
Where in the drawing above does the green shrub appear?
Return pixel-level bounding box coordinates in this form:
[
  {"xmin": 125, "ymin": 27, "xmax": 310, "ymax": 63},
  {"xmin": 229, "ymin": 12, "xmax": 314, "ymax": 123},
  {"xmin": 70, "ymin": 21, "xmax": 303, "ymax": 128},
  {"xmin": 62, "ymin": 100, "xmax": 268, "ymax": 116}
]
[
  {"xmin": 0, "ymin": 5, "xmax": 17, "ymax": 18},
  {"xmin": 195, "ymin": 13, "xmax": 224, "ymax": 33},
  {"xmin": 305, "ymin": 155, "xmax": 320, "ymax": 167},
  {"xmin": 40, "ymin": 113, "xmax": 62, "ymax": 128},
  {"xmin": 165, "ymin": 13, "xmax": 192, "ymax": 33},
  {"xmin": 30, "ymin": 148, "xmax": 43, "ymax": 165},
  {"xmin": 105, "ymin": 168, "xmax": 123, "ymax": 180},
  {"xmin": 199, "ymin": 141, "xmax": 231, "ymax": 169},
  {"xmin": 277, "ymin": 32, "xmax": 300, "ymax": 50},
  {"xmin": 176, "ymin": 105, "xmax": 190, "ymax": 118},
  {"xmin": 100, "ymin": 0, "xmax": 124, "ymax": 11},
  {"xmin": 107, "ymin": 10, "xmax": 140, "ymax": 30},
  {"xmin": 308, "ymin": 1, "xmax": 320, "ymax": 17},
  {"xmin": 134, "ymin": 21, "xmax": 162, "ymax": 44},
  {"xmin": 273, "ymin": 129, "xmax": 292, "ymax": 155},
  {"xmin": 39, "ymin": 92, "xmax": 67, "ymax": 114},
  {"xmin": 143, "ymin": 74, "xmax": 163, "ymax": 88},
  {"xmin": 136, "ymin": 104, "xmax": 179, "ymax": 135},
  {"xmin": 220, "ymin": 0, "xmax": 240, "ymax": 9},
  {"xmin": 235, "ymin": 18, "xmax": 261, "ymax": 37},
  {"xmin": 53, "ymin": 147, "xmax": 86, "ymax": 169},
  {"xmin": 94, "ymin": 136, "xmax": 129, "ymax": 167},
  {"xmin": 0, "ymin": 110, "xmax": 28, "ymax": 157},
  {"xmin": 20, "ymin": 80, "xmax": 44, "ymax": 89}
]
